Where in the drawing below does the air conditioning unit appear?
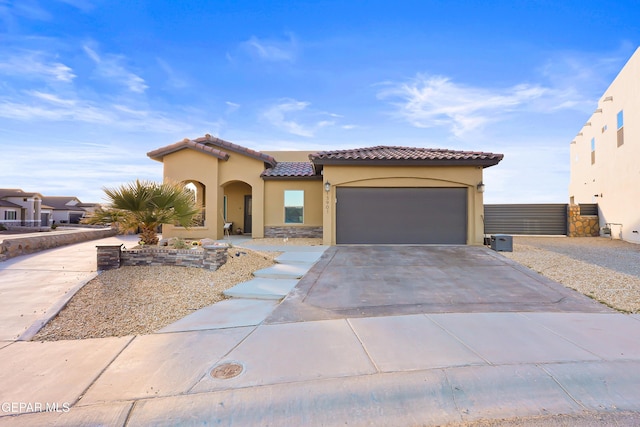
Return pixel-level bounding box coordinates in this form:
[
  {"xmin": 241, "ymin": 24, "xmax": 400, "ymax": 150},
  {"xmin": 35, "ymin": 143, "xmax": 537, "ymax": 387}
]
[{"xmin": 490, "ymin": 234, "xmax": 513, "ymax": 252}]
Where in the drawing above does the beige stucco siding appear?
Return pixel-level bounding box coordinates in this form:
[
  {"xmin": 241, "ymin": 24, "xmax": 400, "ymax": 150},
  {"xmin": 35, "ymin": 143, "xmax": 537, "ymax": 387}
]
[
  {"xmin": 159, "ymin": 147, "xmax": 267, "ymax": 239},
  {"xmin": 322, "ymin": 165, "xmax": 485, "ymax": 245},
  {"xmin": 569, "ymin": 47, "xmax": 640, "ymax": 243},
  {"xmin": 161, "ymin": 149, "xmax": 219, "ymax": 239},
  {"xmin": 262, "ymin": 151, "xmax": 315, "ymax": 161},
  {"xmin": 264, "ymin": 180, "xmax": 323, "ymax": 226},
  {"xmin": 218, "ymin": 153, "xmax": 266, "ymax": 238}
]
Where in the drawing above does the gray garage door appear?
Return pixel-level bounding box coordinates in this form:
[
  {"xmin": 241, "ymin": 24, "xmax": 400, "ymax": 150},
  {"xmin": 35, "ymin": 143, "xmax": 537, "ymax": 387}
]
[{"xmin": 336, "ymin": 187, "xmax": 467, "ymax": 244}]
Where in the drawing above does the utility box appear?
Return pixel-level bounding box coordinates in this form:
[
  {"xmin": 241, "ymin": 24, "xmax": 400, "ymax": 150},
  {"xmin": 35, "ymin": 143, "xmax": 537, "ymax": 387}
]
[{"xmin": 490, "ymin": 234, "xmax": 513, "ymax": 252}]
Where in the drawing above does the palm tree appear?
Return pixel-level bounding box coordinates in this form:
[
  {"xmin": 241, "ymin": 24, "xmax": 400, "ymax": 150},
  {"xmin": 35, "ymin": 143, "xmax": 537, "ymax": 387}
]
[{"xmin": 84, "ymin": 180, "xmax": 200, "ymax": 245}]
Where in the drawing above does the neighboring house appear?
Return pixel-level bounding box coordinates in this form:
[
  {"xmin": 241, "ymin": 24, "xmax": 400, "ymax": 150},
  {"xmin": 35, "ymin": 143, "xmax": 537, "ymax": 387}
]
[
  {"xmin": 0, "ymin": 189, "xmax": 46, "ymax": 228},
  {"xmin": 77, "ymin": 202, "xmax": 102, "ymax": 216},
  {"xmin": 41, "ymin": 196, "xmax": 88, "ymax": 224},
  {"xmin": 148, "ymin": 135, "xmax": 503, "ymax": 245},
  {"xmin": 569, "ymin": 47, "xmax": 640, "ymax": 244}
]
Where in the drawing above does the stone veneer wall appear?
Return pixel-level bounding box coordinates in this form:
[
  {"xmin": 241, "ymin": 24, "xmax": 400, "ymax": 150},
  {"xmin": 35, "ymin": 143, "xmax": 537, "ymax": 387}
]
[
  {"xmin": 567, "ymin": 204, "xmax": 600, "ymax": 237},
  {"xmin": 97, "ymin": 245, "xmax": 228, "ymax": 271},
  {"xmin": 264, "ymin": 226, "xmax": 323, "ymax": 238},
  {"xmin": 0, "ymin": 228, "xmax": 117, "ymax": 262}
]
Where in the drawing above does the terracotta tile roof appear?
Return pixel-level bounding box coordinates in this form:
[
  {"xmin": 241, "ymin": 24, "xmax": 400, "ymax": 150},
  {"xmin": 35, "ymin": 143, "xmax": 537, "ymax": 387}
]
[
  {"xmin": 148, "ymin": 135, "xmax": 277, "ymax": 167},
  {"xmin": 194, "ymin": 134, "xmax": 277, "ymax": 167},
  {"xmin": 147, "ymin": 139, "xmax": 230, "ymax": 162},
  {"xmin": 261, "ymin": 162, "xmax": 319, "ymax": 179},
  {"xmin": 309, "ymin": 146, "xmax": 503, "ymax": 167}
]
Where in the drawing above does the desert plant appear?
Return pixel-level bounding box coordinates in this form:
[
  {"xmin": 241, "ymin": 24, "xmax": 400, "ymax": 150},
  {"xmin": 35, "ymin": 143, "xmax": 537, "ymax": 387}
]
[{"xmin": 84, "ymin": 180, "xmax": 200, "ymax": 245}]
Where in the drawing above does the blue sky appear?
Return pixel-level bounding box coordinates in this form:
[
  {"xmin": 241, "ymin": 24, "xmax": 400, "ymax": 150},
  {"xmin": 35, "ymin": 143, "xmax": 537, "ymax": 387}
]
[{"xmin": 1, "ymin": 0, "xmax": 638, "ymax": 204}]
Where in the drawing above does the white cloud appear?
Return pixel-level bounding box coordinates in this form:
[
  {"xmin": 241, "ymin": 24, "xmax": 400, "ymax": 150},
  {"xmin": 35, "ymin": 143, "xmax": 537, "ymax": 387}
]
[
  {"xmin": 0, "ymin": 90, "xmax": 194, "ymax": 133},
  {"xmin": 0, "ymin": 50, "xmax": 75, "ymax": 82},
  {"xmin": 378, "ymin": 74, "xmax": 547, "ymax": 136},
  {"xmin": 225, "ymin": 101, "xmax": 240, "ymax": 113},
  {"xmin": 156, "ymin": 57, "xmax": 189, "ymax": 89},
  {"xmin": 262, "ymin": 99, "xmax": 337, "ymax": 137},
  {"xmin": 241, "ymin": 34, "xmax": 297, "ymax": 62},
  {"xmin": 83, "ymin": 45, "xmax": 148, "ymax": 93}
]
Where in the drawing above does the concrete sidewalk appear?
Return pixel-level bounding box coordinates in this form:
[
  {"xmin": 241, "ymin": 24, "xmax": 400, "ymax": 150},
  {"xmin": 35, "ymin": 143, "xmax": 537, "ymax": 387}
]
[
  {"xmin": 1, "ymin": 239, "xmax": 639, "ymax": 426},
  {"xmin": 0, "ymin": 234, "xmax": 139, "ymax": 341}
]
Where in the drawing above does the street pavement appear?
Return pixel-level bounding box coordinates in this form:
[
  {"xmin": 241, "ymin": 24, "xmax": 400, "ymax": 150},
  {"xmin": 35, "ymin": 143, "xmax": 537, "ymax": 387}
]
[{"xmin": 0, "ymin": 235, "xmax": 639, "ymax": 426}]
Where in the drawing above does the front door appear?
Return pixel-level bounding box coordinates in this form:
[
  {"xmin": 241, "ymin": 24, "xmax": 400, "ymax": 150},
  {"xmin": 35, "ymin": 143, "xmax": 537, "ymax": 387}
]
[{"xmin": 243, "ymin": 195, "xmax": 252, "ymax": 234}]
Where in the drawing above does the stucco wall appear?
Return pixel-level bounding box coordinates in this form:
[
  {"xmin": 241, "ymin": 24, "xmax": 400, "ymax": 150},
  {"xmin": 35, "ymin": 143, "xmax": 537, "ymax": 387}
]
[
  {"xmin": 161, "ymin": 149, "xmax": 219, "ymax": 239},
  {"xmin": 321, "ymin": 165, "xmax": 485, "ymax": 245},
  {"xmin": 569, "ymin": 47, "xmax": 640, "ymax": 244},
  {"xmin": 264, "ymin": 180, "xmax": 323, "ymax": 226},
  {"xmin": 159, "ymin": 147, "xmax": 267, "ymax": 240}
]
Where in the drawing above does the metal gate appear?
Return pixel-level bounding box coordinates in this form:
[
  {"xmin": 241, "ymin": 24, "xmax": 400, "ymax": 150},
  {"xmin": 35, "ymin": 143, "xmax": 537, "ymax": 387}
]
[{"xmin": 483, "ymin": 204, "xmax": 567, "ymax": 235}]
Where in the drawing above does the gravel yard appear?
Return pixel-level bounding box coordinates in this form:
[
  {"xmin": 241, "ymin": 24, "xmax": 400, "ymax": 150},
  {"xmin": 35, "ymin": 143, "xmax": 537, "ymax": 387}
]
[
  {"xmin": 34, "ymin": 248, "xmax": 279, "ymax": 341},
  {"xmin": 501, "ymin": 237, "xmax": 640, "ymax": 313}
]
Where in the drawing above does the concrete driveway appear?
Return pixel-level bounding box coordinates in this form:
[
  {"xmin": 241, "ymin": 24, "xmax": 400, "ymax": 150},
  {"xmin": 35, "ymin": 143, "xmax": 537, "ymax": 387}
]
[
  {"xmin": 3, "ymin": 241, "xmax": 640, "ymax": 426},
  {"xmin": 267, "ymin": 245, "xmax": 612, "ymax": 323}
]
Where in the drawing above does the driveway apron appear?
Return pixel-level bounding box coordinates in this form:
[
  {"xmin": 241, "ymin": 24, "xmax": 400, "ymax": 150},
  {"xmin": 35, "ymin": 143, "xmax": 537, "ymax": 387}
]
[{"xmin": 266, "ymin": 245, "xmax": 613, "ymax": 323}]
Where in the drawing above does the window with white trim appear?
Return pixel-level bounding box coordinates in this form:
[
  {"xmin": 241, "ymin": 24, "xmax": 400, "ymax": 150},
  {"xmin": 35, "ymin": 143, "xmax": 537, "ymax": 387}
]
[{"xmin": 4, "ymin": 211, "xmax": 17, "ymax": 220}]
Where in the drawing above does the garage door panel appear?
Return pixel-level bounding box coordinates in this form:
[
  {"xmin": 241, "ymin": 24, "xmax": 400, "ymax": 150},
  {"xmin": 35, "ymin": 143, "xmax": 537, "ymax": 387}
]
[{"xmin": 336, "ymin": 187, "xmax": 467, "ymax": 244}]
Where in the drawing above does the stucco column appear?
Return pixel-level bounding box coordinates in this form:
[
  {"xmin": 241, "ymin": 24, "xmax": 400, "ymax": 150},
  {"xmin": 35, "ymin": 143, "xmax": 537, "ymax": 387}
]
[{"xmin": 34, "ymin": 199, "xmax": 41, "ymax": 226}]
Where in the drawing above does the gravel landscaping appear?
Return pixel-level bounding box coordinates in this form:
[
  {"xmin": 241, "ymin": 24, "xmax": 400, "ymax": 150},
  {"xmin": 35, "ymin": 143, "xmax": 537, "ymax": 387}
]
[
  {"xmin": 501, "ymin": 237, "xmax": 640, "ymax": 313},
  {"xmin": 34, "ymin": 247, "xmax": 279, "ymax": 341},
  {"xmin": 31, "ymin": 236, "xmax": 640, "ymax": 341}
]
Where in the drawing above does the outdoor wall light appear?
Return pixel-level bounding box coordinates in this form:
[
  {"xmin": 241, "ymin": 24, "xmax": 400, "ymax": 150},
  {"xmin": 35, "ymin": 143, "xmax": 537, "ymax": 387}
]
[
  {"xmin": 477, "ymin": 182, "xmax": 485, "ymax": 193},
  {"xmin": 324, "ymin": 182, "xmax": 331, "ymax": 192}
]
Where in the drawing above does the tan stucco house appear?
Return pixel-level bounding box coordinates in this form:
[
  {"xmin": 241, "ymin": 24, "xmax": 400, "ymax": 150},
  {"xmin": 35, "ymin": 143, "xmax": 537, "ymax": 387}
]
[
  {"xmin": 569, "ymin": 47, "xmax": 640, "ymax": 244},
  {"xmin": 148, "ymin": 135, "xmax": 503, "ymax": 245}
]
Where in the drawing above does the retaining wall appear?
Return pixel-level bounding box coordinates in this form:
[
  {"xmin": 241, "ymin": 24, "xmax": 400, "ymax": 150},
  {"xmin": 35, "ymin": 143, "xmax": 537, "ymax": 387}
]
[
  {"xmin": 0, "ymin": 228, "xmax": 118, "ymax": 261},
  {"xmin": 96, "ymin": 245, "xmax": 228, "ymax": 271}
]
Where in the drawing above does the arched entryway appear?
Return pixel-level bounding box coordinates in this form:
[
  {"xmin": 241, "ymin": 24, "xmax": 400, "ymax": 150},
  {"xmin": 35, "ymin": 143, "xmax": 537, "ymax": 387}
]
[
  {"xmin": 222, "ymin": 181, "xmax": 252, "ymax": 235},
  {"xmin": 184, "ymin": 180, "xmax": 206, "ymax": 226}
]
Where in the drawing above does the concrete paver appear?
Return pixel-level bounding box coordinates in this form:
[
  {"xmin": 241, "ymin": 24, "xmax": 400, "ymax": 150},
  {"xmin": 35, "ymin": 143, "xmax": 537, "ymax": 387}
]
[
  {"xmin": 541, "ymin": 360, "xmax": 640, "ymax": 412},
  {"xmin": 274, "ymin": 251, "xmax": 323, "ymax": 264},
  {"xmin": 522, "ymin": 312, "xmax": 640, "ymax": 360},
  {"xmin": 191, "ymin": 319, "xmax": 376, "ymax": 393},
  {"xmin": 348, "ymin": 314, "xmax": 486, "ymax": 371},
  {"xmin": 428, "ymin": 313, "xmax": 601, "ymax": 364},
  {"xmin": 158, "ymin": 299, "xmax": 279, "ymax": 332},
  {"xmin": 0, "ymin": 337, "xmax": 132, "ymax": 412},
  {"xmin": 252, "ymin": 263, "xmax": 310, "ymax": 279},
  {"xmin": 223, "ymin": 277, "xmax": 299, "ymax": 300},
  {"xmin": 80, "ymin": 328, "xmax": 253, "ymax": 404}
]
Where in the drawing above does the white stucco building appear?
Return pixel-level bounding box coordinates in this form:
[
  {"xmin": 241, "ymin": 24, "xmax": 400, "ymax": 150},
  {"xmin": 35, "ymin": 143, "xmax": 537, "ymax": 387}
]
[{"xmin": 569, "ymin": 47, "xmax": 640, "ymax": 244}]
